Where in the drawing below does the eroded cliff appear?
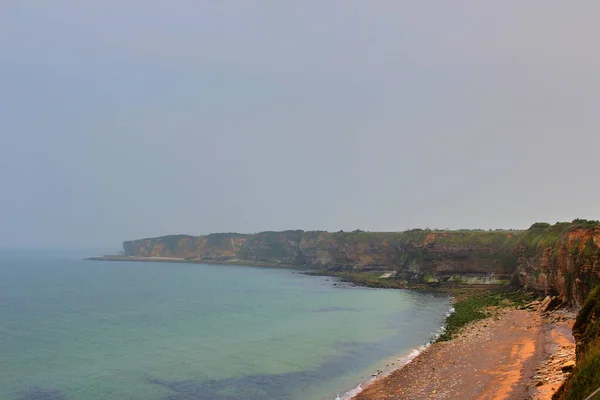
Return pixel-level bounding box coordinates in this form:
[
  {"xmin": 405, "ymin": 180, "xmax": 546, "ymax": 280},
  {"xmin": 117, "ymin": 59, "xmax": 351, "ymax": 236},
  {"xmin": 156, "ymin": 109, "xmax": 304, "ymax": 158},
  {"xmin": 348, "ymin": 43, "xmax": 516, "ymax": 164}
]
[
  {"xmin": 516, "ymin": 220, "xmax": 600, "ymax": 306},
  {"xmin": 122, "ymin": 221, "xmax": 600, "ymax": 301},
  {"xmin": 123, "ymin": 229, "xmax": 521, "ymax": 283}
]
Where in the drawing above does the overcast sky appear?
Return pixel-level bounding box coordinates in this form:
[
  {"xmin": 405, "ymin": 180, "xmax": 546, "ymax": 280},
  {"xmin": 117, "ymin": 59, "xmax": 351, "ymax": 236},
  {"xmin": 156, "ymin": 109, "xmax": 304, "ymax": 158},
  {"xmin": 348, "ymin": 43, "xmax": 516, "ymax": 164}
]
[{"xmin": 2, "ymin": 2, "xmax": 600, "ymax": 250}]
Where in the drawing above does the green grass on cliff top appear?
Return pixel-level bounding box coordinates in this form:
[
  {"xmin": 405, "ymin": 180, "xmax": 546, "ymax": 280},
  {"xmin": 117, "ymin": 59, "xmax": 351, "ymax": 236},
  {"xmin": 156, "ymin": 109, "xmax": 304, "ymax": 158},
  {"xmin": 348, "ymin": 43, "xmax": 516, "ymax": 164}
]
[
  {"xmin": 428, "ymin": 230, "xmax": 522, "ymax": 249},
  {"xmin": 331, "ymin": 229, "xmax": 522, "ymax": 248},
  {"xmin": 520, "ymin": 219, "xmax": 600, "ymax": 252},
  {"xmin": 124, "ymin": 221, "xmax": 598, "ymax": 251},
  {"xmin": 125, "ymin": 228, "xmax": 525, "ymax": 250},
  {"xmin": 555, "ymin": 284, "xmax": 600, "ymax": 400}
]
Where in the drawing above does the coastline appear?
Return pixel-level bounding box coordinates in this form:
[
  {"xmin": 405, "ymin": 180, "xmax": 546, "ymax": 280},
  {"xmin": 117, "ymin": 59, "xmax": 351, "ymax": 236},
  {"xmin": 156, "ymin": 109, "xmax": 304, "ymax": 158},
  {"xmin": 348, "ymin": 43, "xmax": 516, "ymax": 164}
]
[
  {"xmin": 336, "ymin": 311, "xmax": 449, "ymax": 400},
  {"xmin": 87, "ymin": 255, "xmax": 499, "ymax": 294},
  {"xmin": 88, "ymin": 255, "xmax": 455, "ymax": 399},
  {"xmin": 87, "ymin": 255, "xmax": 577, "ymax": 399},
  {"xmin": 338, "ymin": 341, "xmax": 431, "ymax": 400},
  {"xmin": 349, "ymin": 307, "xmax": 576, "ymax": 400}
]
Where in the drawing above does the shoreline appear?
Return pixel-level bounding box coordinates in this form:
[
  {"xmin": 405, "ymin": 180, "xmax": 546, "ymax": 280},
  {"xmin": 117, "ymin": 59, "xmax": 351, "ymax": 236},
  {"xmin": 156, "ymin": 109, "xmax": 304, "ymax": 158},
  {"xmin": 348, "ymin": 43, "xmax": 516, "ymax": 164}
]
[
  {"xmin": 350, "ymin": 306, "xmax": 576, "ymax": 400},
  {"xmin": 337, "ymin": 313, "xmax": 449, "ymax": 400},
  {"xmin": 89, "ymin": 255, "xmax": 456, "ymax": 399},
  {"xmin": 88, "ymin": 255, "xmax": 576, "ymax": 399},
  {"xmin": 337, "ymin": 299, "xmax": 453, "ymax": 400},
  {"xmin": 86, "ymin": 255, "xmax": 503, "ymax": 293},
  {"xmin": 339, "ymin": 342, "xmax": 431, "ymax": 400}
]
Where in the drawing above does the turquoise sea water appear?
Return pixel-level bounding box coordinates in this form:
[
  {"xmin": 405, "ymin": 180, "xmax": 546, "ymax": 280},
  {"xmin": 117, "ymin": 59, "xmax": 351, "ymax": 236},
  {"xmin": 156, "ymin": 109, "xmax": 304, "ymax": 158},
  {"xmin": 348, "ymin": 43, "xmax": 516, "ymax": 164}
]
[{"xmin": 0, "ymin": 251, "xmax": 450, "ymax": 400}]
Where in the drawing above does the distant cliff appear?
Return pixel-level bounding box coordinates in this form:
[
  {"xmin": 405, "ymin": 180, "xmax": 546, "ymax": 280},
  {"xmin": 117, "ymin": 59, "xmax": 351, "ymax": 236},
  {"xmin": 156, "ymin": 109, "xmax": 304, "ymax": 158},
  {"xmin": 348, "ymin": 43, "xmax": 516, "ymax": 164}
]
[
  {"xmin": 123, "ymin": 229, "xmax": 522, "ymax": 283},
  {"xmin": 121, "ymin": 221, "xmax": 600, "ymax": 304}
]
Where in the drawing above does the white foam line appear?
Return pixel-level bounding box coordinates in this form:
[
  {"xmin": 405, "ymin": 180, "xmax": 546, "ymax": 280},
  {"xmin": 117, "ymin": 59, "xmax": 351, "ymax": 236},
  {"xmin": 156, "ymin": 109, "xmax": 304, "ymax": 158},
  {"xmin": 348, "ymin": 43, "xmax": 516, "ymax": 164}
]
[{"xmin": 335, "ymin": 304, "xmax": 455, "ymax": 400}]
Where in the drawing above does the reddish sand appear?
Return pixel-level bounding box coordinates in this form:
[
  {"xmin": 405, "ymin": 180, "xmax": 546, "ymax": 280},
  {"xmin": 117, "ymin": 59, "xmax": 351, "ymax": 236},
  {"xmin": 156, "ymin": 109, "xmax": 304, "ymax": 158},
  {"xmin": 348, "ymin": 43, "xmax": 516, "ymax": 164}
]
[{"xmin": 353, "ymin": 309, "xmax": 575, "ymax": 400}]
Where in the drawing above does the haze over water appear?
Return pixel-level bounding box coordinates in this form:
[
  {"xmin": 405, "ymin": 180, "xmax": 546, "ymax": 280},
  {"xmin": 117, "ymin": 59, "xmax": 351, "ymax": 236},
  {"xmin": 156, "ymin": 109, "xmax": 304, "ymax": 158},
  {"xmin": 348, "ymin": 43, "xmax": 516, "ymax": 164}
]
[{"xmin": 0, "ymin": 251, "xmax": 450, "ymax": 400}]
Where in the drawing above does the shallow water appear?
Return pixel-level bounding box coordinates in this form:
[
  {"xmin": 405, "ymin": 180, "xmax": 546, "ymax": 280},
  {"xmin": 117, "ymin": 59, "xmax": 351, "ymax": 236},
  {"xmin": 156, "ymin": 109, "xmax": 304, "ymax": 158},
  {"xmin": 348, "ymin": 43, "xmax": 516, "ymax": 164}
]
[{"xmin": 0, "ymin": 251, "xmax": 450, "ymax": 400}]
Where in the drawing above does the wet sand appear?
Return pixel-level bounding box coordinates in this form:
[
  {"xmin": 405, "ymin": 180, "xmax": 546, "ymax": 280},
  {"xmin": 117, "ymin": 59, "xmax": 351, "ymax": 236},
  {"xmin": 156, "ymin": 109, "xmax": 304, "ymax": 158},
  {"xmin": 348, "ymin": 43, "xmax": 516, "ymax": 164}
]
[{"xmin": 353, "ymin": 308, "xmax": 575, "ymax": 400}]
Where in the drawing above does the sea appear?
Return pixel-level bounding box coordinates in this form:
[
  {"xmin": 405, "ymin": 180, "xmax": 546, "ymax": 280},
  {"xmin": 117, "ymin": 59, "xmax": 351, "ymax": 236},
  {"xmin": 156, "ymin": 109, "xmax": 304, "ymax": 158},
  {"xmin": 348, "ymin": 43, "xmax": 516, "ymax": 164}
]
[{"xmin": 0, "ymin": 250, "xmax": 451, "ymax": 400}]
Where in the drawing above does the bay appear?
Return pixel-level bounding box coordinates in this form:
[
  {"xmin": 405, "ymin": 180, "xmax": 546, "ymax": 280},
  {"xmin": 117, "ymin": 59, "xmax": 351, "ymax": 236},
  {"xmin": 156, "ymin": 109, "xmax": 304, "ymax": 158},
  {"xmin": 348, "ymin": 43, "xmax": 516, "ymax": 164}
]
[{"xmin": 0, "ymin": 251, "xmax": 450, "ymax": 400}]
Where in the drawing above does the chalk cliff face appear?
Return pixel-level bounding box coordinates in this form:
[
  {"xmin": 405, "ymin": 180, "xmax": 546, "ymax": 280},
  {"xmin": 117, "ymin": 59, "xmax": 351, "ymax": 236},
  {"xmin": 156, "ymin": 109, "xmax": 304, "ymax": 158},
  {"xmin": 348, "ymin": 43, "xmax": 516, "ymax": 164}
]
[
  {"xmin": 516, "ymin": 221, "xmax": 600, "ymax": 306},
  {"xmin": 123, "ymin": 229, "xmax": 521, "ymax": 283}
]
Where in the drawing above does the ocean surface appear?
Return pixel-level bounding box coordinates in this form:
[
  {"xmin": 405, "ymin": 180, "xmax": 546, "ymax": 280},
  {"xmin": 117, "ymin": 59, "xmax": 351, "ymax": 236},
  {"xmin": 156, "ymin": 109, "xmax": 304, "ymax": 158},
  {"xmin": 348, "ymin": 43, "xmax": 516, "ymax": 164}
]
[{"xmin": 0, "ymin": 251, "xmax": 451, "ymax": 400}]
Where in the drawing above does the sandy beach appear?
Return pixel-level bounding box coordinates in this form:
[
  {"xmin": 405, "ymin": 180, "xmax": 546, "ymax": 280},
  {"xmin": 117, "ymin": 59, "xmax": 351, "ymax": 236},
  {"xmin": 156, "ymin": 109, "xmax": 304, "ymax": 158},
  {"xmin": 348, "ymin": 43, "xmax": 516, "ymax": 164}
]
[{"xmin": 352, "ymin": 307, "xmax": 575, "ymax": 400}]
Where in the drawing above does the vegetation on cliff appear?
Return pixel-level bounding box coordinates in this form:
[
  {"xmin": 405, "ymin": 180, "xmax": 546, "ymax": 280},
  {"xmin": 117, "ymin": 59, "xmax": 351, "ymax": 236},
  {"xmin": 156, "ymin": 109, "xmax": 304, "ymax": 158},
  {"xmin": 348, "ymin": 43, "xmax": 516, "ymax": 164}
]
[
  {"xmin": 573, "ymin": 286, "xmax": 600, "ymax": 358},
  {"xmin": 519, "ymin": 220, "xmax": 600, "ymax": 257},
  {"xmin": 554, "ymin": 285, "xmax": 600, "ymax": 399}
]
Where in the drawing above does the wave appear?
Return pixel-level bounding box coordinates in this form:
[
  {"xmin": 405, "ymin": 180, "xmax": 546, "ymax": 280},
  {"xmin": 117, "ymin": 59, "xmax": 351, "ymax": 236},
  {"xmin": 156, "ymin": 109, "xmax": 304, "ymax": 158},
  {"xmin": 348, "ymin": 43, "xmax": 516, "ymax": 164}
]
[
  {"xmin": 338, "ymin": 383, "xmax": 362, "ymax": 400},
  {"xmin": 335, "ymin": 304, "xmax": 455, "ymax": 400}
]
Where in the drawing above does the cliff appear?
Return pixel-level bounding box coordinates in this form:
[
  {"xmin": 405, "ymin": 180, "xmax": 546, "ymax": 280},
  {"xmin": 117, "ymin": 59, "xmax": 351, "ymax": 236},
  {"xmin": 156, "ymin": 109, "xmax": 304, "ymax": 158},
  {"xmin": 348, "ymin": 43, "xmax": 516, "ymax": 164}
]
[
  {"xmin": 122, "ymin": 229, "xmax": 522, "ymax": 283},
  {"xmin": 513, "ymin": 220, "xmax": 600, "ymax": 400},
  {"xmin": 516, "ymin": 220, "xmax": 600, "ymax": 306},
  {"xmin": 123, "ymin": 233, "xmax": 249, "ymax": 261},
  {"xmin": 122, "ymin": 221, "xmax": 600, "ymax": 304}
]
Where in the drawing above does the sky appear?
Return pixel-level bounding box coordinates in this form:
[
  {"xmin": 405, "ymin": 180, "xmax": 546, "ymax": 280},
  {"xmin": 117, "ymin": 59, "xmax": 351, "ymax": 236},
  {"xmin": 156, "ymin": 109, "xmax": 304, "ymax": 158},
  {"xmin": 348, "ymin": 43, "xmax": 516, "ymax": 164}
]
[{"xmin": 2, "ymin": 2, "xmax": 600, "ymax": 250}]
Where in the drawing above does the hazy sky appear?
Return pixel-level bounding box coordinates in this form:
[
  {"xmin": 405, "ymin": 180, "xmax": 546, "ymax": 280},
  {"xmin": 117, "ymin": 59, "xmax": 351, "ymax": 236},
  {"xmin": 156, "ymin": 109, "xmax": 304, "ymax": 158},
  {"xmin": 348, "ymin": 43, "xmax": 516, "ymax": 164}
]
[{"xmin": 2, "ymin": 2, "xmax": 600, "ymax": 249}]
